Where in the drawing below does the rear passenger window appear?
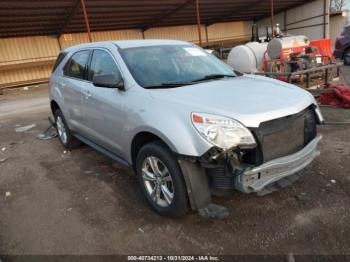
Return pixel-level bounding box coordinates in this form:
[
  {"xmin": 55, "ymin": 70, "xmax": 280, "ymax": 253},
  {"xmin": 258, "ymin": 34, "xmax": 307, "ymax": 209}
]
[
  {"xmin": 64, "ymin": 50, "xmax": 90, "ymax": 80},
  {"xmin": 89, "ymin": 50, "xmax": 121, "ymax": 81}
]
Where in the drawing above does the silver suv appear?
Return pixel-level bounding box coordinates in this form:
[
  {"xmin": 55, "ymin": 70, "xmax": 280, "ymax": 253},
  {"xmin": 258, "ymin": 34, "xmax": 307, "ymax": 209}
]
[{"xmin": 49, "ymin": 40, "xmax": 323, "ymax": 218}]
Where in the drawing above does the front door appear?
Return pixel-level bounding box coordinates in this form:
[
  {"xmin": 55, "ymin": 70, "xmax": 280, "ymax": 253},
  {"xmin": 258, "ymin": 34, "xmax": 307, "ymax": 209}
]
[{"xmin": 82, "ymin": 49, "xmax": 127, "ymax": 156}]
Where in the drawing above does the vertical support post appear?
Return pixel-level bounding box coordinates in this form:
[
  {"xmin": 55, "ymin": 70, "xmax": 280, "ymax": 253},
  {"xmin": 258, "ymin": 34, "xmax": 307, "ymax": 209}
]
[
  {"xmin": 270, "ymin": 0, "xmax": 274, "ymax": 38},
  {"xmin": 80, "ymin": 0, "xmax": 92, "ymax": 42},
  {"xmin": 306, "ymin": 72, "xmax": 310, "ymax": 89},
  {"xmin": 205, "ymin": 25, "xmax": 209, "ymax": 45},
  {"xmin": 195, "ymin": 0, "xmax": 202, "ymax": 47},
  {"xmin": 323, "ymin": 0, "xmax": 327, "ymax": 38},
  {"xmin": 142, "ymin": 30, "xmax": 145, "ymax": 39}
]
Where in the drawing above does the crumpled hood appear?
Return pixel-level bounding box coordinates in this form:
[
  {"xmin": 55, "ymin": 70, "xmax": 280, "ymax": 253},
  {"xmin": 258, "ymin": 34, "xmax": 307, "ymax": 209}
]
[{"xmin": 150, "ymin": 75, "xmax": 316, "ymax": 128}]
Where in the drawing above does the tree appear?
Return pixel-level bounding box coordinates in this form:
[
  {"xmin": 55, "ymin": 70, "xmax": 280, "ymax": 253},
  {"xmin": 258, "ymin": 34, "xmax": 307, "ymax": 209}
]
[{"xmin": 331, "ymin": 0, "xmax": 348, "ymax": 11}]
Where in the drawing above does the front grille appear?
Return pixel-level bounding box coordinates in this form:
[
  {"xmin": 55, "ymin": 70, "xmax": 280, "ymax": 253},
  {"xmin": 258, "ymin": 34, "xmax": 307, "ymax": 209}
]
[
  {"xmin": 262, "ymin": 118, "xmax": 304, "ymax": 162},
  {"xmin": 243, "ymin": 107, "xmax": 317, "ymax": 165}
]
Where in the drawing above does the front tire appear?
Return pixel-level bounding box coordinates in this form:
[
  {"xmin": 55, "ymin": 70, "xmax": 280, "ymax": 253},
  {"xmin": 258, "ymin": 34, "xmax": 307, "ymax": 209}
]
[
  {"xmin": 54, "ymin": 109, "xmax": 81, "ymax": 149},
  {"xmin": 136, "ymin": 141, "xmax": 189, "ymax": 217}
]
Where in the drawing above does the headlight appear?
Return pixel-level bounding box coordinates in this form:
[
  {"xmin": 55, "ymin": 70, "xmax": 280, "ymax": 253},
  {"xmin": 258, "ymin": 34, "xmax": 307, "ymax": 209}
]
[{"xmin": 191, "ymin": 112, "xmax": 256, "ymax": 150}]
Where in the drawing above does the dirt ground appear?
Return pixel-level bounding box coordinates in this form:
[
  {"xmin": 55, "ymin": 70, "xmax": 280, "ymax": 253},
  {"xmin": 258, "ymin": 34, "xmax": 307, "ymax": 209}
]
[{"xmin": 0, "ymin": 74, "xmax": 350, "ymax": 256}]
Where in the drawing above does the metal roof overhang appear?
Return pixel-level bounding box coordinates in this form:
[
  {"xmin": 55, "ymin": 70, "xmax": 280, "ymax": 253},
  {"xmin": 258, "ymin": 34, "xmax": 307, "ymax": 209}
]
[{"xmin": 0, "ymin": 0, "xmax": 316, "ymax": 38}]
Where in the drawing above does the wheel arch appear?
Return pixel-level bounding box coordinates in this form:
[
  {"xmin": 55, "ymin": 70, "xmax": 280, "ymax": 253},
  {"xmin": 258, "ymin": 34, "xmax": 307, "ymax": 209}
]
[
  {"xmin": 50, "ymin": 100, "xmax": 61, "ymax": 115},
  {"xmin": 130, "ymin": 131, "xmax": 176, "ymax": 168}
]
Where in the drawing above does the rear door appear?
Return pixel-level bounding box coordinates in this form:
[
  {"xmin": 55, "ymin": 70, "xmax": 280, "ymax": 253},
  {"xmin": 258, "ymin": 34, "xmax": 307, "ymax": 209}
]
[
  {"xmin": 82, "ymin": 48, "xmax": 127, "ymax": 155},
  {"xmin": 62, "ymin": 50, "xmax": 91, "ymax": 133}
]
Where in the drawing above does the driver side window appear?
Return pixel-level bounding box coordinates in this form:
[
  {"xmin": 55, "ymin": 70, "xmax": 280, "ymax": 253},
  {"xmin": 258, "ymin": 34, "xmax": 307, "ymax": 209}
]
[{"xmin": 89, "ymin": 50, "xmax": 121, "ymax": 82}]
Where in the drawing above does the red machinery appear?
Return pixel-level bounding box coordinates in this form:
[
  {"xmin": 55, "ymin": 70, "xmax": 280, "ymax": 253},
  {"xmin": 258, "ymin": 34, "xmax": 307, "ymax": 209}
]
[
  {"xmin": 227, "ymin": 33, "xmax": 343, "ymax": 89},
  {"xmin": 262, "ymin": 38, "xmax": 334, "ymax": 84}
]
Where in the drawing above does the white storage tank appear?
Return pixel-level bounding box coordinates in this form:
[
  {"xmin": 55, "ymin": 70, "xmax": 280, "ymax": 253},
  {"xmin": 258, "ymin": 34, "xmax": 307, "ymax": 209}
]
[
  {"xmin": 267, "ymin": 35, "xmax": 310, "ymax": 59},
  {"xmin": 227, "ymin": 42, "xmax": 268, "ymax": 73}
]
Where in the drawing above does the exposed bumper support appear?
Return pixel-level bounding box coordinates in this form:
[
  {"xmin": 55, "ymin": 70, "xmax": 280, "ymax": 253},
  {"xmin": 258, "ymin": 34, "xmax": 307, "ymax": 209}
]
[{"xmin": 235, "ymin": 135, "xmax": 322, "ymax": 193}]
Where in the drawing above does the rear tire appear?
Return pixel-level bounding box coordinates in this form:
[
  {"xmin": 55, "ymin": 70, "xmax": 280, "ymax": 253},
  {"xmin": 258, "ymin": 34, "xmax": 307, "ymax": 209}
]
[
  {"xmin": 136, "ymin": 141, "xmax": 189, "ymax": 218},
  {"xmin": 54, "ymin": 109, "xmax": 81, "ymax": 149}
]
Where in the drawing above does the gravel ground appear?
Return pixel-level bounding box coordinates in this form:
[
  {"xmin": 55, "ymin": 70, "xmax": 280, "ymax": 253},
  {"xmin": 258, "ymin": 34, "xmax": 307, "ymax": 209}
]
[{"xmin": 0, "ymin": 82, "xmax": 349, "ymax": 256}]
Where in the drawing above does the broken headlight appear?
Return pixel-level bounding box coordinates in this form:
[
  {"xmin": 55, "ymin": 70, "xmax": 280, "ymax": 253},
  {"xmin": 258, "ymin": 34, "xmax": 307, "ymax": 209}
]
[{"xmin": 191, "ymin": 112, "xmax": 256, "ymax": 150}]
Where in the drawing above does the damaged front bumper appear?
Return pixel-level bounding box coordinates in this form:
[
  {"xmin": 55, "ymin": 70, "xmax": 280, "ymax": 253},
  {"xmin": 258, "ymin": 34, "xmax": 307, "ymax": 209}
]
[
  {"xmin": 235, "ymin": 135, "xmax": 322, "ymax": 193},
  {"xmin": 178, "ymin": 135, "xmax": 321, "ymax": 218}
]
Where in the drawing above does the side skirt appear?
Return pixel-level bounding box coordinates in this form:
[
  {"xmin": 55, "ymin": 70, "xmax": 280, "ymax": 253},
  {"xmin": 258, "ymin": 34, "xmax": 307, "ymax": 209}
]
[{"xmin": 74, "ymin": 134, "xmax": 131, "ymax": 168}]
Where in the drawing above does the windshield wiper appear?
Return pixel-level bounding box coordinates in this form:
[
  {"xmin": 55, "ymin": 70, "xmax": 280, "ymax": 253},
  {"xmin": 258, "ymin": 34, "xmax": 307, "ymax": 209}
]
[
  {"xmin": 143, "ymin": 74, "xmax": 236, "ymax": 89},
  {"xmin": 190, "ymin": 74, "xmax": 236, "ymax": 83},
  {"xmin": 143, "ymin": 82, "xmax": 193, "ymax": 89}
]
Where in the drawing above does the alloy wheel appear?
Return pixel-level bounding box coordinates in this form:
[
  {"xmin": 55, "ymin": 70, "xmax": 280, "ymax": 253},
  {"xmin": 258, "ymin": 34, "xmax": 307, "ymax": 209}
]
[
  {"xmin": 141, "ymin": 156, "xmax": 174, "ymax": 207},
  {"xmin": 56, "ymin": 116, "xmax": 68, "ymax": 144}
]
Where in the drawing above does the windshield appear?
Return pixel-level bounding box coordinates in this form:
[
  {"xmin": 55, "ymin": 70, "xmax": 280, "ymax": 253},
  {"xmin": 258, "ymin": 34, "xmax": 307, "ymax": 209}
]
[{"xmin": 119, "ymin": 45, "xmax": 237, "ymax": 88}]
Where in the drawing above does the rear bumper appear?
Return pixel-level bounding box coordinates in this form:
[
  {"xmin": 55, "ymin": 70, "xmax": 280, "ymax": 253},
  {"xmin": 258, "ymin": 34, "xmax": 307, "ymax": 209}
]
[{"xmin": 235, "ymin": 135, "xmax": 322, "ymax": 193}]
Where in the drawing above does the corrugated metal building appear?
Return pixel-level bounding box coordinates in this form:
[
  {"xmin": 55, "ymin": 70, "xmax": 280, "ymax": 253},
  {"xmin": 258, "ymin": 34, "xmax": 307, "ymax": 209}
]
[
  {"xmin": 0, "ymin": 21, "xmax": 253, "ymax": 87},
  {"xmin": 329, "ymin": 11, "xmax": 348, "ymax": 47},
  {"xmin": 0, "ymin": 0, "xmax": 331, "ymax": 88},
  {"xmin": 256, "ymin": 0, "xmax": 330, "ymax": 39},
  {"xmin": 0, "ymin": 36, "xmax": 60, "ymax": 86}
]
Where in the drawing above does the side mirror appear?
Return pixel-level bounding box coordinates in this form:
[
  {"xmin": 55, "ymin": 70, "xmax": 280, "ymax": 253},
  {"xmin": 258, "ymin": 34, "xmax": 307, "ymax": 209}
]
[{"xmin": 93, "ymin": 74, "xmax": 124, "ymax": 90}]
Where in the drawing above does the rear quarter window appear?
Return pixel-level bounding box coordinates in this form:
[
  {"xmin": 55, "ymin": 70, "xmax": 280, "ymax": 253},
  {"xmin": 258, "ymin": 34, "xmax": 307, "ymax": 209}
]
[
  {"xmin": 63, "ymin": 50, "xmax": 90, "ymax": 80},
  {"xmin": 52, "ymin": 52, "xmax": 67, "ymax": 73}
]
